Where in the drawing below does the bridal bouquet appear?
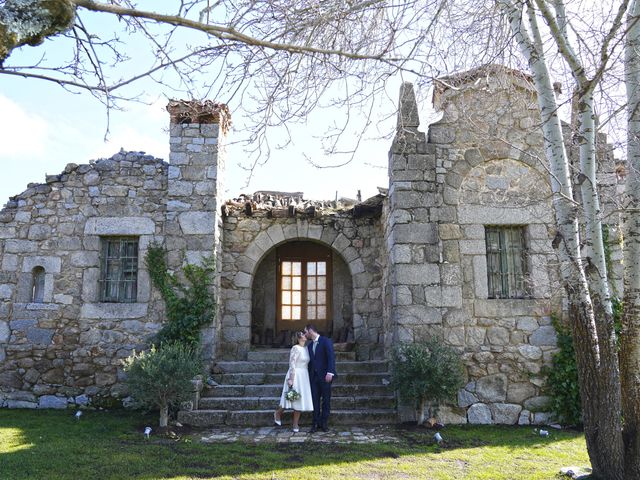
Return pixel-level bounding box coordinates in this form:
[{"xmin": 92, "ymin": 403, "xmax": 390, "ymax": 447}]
[{"xmin": 285, "ymin": 388, "xmax": 300, "ymax": 402}]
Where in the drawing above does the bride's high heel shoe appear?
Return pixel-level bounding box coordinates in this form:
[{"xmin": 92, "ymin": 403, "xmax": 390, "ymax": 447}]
[
  {"xmin": 292, "ymin": 425, "xmax": 299, "ymax": 433},
  {"xmin": 274, "ymin": 412, "xmax": 282, "ymax": 427}
]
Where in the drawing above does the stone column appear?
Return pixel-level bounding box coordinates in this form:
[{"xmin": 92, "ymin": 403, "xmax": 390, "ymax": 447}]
[
  {"xmin": 385, "ymin": 83, "xmax": 442, "ymax": 346},
  {"xmin": 166, "ymin": 100, "xmax": 230, "ymax": 361}
]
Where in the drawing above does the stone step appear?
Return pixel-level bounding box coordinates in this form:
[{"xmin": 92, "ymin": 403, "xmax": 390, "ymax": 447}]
[
  {"xmin": 178, "ymin": 408, "xmax": 398, "ymax": 427},
  {"xmin": 199, "ymin": 395, "xmax": 396, "ymax": 411},
  {"xmin": 215, "ymin": 360, "xmax": 389, "ymax": 374},
  {"xmin": 247, "ymin": 349, "xmax": 356, "ymax": 362},
  {"xmin": 211, "ymin": 372, "xmax": 390, "ymax": 386},
  {"xmin": 204, "ymin": 384, "xmax": 393, "ymax": 398}
]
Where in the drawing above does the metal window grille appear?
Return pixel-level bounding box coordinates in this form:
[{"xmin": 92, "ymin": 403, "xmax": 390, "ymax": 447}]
[
  {"xmin": 485, "ymin": 226, "xmax": 528, "ymax": 299},
  {"xmin": 100, "ymin": 237, "xmax": 138, "ymax": 303}
]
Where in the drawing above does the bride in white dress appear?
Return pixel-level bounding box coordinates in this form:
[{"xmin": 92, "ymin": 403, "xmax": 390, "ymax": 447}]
[{"xmin": 274, "ymin": 331, "xmax": 313, "ymax": 432}]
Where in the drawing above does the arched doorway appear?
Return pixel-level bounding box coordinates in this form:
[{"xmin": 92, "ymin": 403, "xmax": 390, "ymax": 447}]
[{"xmin": 251, "ymin": 240, "xmax": 353, "ymax": 346}]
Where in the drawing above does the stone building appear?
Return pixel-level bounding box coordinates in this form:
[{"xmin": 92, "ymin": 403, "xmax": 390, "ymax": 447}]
[{"xmin": 0, "ymin": 65, "xmax": 619, "ymax": 423}]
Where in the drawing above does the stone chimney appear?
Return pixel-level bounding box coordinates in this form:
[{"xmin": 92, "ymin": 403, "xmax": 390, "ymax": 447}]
[
  {"xmin": 165, "ymin": 100, "xmax": 230, "ymax": 360},
  {"xmin": 385, "ymin": 83, "xmax": 442, "ymax": 346}
]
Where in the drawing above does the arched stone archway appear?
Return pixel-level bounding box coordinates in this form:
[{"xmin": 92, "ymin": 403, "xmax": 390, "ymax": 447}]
[
  {"xmin": 218, "ymin": 218, "xmax": 383, "ymax": 360},
  {"xmin": 250, "ymin": 240, "xmax": 353, "ymax": 347}
]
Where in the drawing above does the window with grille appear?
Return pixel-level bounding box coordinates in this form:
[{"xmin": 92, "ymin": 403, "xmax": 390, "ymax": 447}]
[
  {"xmin": 99, "ymin": 237, "xmax": 139, "ymax": 303},
  {"xmin": 485, "ymin": 226, "xmax": 528, "ymax": 299},
  {"xmin": 277, "ymin": 242, "xmax": 332, "ymax": 331}
]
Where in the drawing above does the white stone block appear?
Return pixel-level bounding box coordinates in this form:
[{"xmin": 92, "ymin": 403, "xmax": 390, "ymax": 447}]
[
  {"xmin": 253, "ymin": 231, "xmax": 273, "ymax": 253},
  {"xmin": 0, "ymin": 321, "xmax": 10, "ymax": 342},
  {"xmin": 296, "ymin": 219, "xmax": 309, "ymax": 238},
  {"xmin": 279, "ymin": 223, "xmax": 296, "ymax": 241},
  {"xmin": 184, "ymin": 251, "xmax": 211, "ymax": 266},
  {"xmin": 458, "ymin": 205, "xmax": 552, "ymax": 225},
  {"xmin": 80, "ymin": 303, "xmax": 148, "ymax": 319},
  {"xmin": 472, "ymin": 255, "xmax": 489, "ymax": 298},
  {"xmin": 244, "ymin": 242, "xmax": 266, "ymax": 262},
  {"xmin": 393, "ymin": 285, "xmax": 413, "ymax": 306},
  {"xmin": 168, "ymin": 181, "xmax": 194, "ymax": 196},
  {"xmin": 391, "ymin": 244, "xmax": 412, "ymax": 263},
  {"xmin": 266, "ymin": 224, "xmax": 285, "ymax": 245},
  {"xmin": 4, "ymin": 240, "xmax": 37, "ymax": 253},
  {"xmin": 392, "ymin": 223, "xmax": 437, "ymax": 244},
  {"xmin": 1, "ymin": 254, "xmax": 18, "ymax": 272},
  {"xmin": 234, "ymin": 272, "xmax": 252, "ymax": 288},
  {"xmin": 463, "ymin": 225, "xmax": 485, "ymax": 239},
  {"xmin": 441, "ymin": 286, "xmax": 463, "ymax": 308},
  {"xmin": 518, "ymin": 344, "xmax": 542, "ymax": 360},
  {"xmin": 84, "ymin": 217, "xmax": 156, "ymax": 235},
  {"xmin": 22, "ymin": 256, "xmax": 62, "ymax": 274},
  {"xmin": 0, "ymin": 284, "xmax": 13, "ymax": 300},
  {"xmin": 348, "ymin": 258, "xmax": 365, "ymax": 275},
  {"xmin": 332, "ymin": 233, "xmax": 350, "ymax": 253},
  {"xmin": 81, "ymin": 268, "xmax": 100, "ymax": 303},
  {"xmin": 168, "ymin": 165, "xmax": 181, "ymax": 179},
  {"xmin": 467, "ymin": 403, "xmax": 492, "ymax": 424},
  {"xmin": 70, "ymin": 251, "xmax": 99, "ymax": 268},
  {"xmin": 307, "ymin": 225, "xmax": 323, "ymax": 240},
  {"xmin": 53, "ymin": 294, "xmax": 73, "ymax": 305},
  {"xmin": 394, "ymin": 264, "xmax": 439, "ymax": 285},
  {"xmin": 459, "ymin": 239, "xmax": 486, "ymax": 255},
  {"xmin": 178, "ymin": 212, "xmax": 214, "ymax": 235}
]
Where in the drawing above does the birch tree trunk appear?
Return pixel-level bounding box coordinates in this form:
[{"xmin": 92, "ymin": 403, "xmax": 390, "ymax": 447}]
[
  {"xmin": 499, "ymin": 1, "xmax": 625, "ymax": 477},
  {"xmin": 622, "ymin": 2, "xmax": 640, "ymax": 477},
  {"xmin": 417, "ymin": 397, "xmax": 427, "ymax": 426},
  {"xmin": 159, "ymin": 403, "xmax": 169, "ymax": 428}
]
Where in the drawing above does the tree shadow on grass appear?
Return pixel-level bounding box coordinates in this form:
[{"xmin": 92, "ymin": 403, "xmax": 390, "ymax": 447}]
[{"xmin": 0, "ymin": 409, "xmax": 587, "ymax": 480}]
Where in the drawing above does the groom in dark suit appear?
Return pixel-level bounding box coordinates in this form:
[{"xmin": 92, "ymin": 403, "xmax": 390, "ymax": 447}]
[{"xmin": 304, "ymin": 324, "xmax": 337, "ymax": 433}]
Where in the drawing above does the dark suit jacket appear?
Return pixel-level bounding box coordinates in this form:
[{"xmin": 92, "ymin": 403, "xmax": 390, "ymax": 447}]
[{"xmin": 307, "ymin": 336, "xmax": 337, "ymax": 379}]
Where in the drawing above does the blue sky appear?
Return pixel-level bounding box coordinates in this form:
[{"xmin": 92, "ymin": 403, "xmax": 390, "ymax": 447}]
[{"xmin": 0, "ymin": 7, "xmax": 436, "ymax": 206}]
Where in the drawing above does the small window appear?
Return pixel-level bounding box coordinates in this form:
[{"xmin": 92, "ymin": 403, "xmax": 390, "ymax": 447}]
[
  {"xmin": 31, "ymin": 266, "xmax": 46, "ymax": 303},
  {"xmin": 100, "ymin": 237, "xmax": 139, "ymax": 303},
  {"xmin": 485, "ymin": 226, "xmax": 528, "ymax": 299}
]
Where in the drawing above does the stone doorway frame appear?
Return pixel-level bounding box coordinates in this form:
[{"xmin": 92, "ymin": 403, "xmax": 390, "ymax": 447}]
[{"xmin": 218, "ymin": 220, "xmax": 372, "ymax": 360}]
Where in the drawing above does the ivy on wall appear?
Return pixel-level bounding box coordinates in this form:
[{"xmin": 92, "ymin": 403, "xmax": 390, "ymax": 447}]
[{"xmin": 145, "ymin": 243, "xmax": 216, "ymax": 347}]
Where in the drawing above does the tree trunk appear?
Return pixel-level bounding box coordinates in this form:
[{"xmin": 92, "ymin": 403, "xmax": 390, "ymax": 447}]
[
  {"xmin": 570, "ymin": 301, "xmax": 624, "ymax": 480},
  {"xmin": 159, "ymin": 403, "xmax": 169, "ymax": 428},
  {"xmin": 500, "ymin": 2, "xmax": 625, "ymax": 477},
  {"xmin": 416, "ymin": 397, "xmax": 427, "ymax": 426},
  {"xmin": 622, "ymin": 1, "xmax": 640, "ymax": 477},
  {"xmin": 575, "ymin": 91, "xmax": 625, "ymax": 480}
]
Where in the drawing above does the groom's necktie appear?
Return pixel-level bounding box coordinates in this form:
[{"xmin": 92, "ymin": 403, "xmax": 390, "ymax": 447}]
[{"xmin": 313, "ymin": 340, "xmax": 318, "ymax": 355}]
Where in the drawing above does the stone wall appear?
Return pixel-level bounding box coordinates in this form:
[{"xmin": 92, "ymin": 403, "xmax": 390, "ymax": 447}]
[
  {"xmin": 166, "ymin": 100, "xmax": 229, "ymax": 361},
  {"xmin": 219, "ymin": 206, "xmax": 386, "ymax": 360},
  {"xmin": 387, "ymin": 67, "xmax": 564, "ymax": 425},
  {"xmin": 0, "ymin": 100, "xmax": 229, "ymax": 408},
  {"xmin": 0, "ymin": 152, "xmax": 167, "ymax": 408}
]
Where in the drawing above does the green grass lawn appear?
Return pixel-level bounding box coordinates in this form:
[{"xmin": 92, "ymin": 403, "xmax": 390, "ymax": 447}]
[{"xmin": 0, "ymin": 409, "xmax": 589, "ymax": 480}]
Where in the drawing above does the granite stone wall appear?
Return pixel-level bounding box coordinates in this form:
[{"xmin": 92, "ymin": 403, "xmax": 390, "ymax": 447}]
[
  {"xmin": 0, "ymin": 152, "xmax": 167, "ymax": 408},
  {"xmin": 0, "ymin": 101, "xmax": 228, "ymax": 408},
  {"xmin": 387, "ymin": 68, "xmax": 564, "ymax": 425}
]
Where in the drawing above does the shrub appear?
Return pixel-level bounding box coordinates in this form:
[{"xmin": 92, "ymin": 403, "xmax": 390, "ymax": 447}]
[
  {"xmin": 123, "ymin": 342, "xmax": 202, "ymax": 427},
  {"xmin": 542, "ymin": 317, "xmax": 582, "ymax": 426},
  {"xmin": 390, "ymin": 338, "xmax": 465, "ymax": 425},
  {"xmin": 145, "ymin": 243, "xmax": 216, "ymax": 348}
]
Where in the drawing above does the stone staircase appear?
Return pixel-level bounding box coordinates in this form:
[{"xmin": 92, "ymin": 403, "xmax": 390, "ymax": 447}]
[{"xmin": 178, "ymin": 349, "xmax": 397, "ymax": 427}]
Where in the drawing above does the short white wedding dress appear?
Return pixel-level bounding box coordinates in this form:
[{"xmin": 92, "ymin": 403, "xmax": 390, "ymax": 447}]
[{"xmin": 278, "ymin": 344, "xmax": 313, "ymax": 411}]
